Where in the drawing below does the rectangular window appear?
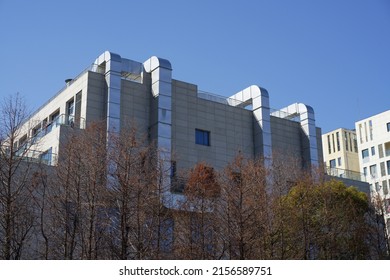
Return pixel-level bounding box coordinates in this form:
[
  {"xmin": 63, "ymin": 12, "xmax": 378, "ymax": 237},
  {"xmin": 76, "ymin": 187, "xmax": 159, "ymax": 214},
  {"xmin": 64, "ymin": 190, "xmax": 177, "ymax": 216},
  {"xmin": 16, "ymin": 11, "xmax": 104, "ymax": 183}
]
[
  {"xmin": 387, "ymin": 122, "xmax": 390, "ymax": 132},
  {"xmin": 67, "ymin": 98, "xmax": 75, "ymax": 125},
  {"xmin": 327, "ymin": 135, "xmax": 331, "ymax": 154},
  {"xmin": 370, "ymin": 164, "xmax": 377, "ymax": 178},
  {"xmin": 375, "ymin": 182, "xmax": 380, "ymax": 193},
  {"xmin": 330, "ymin": 159, "xmax": 336, "ymax": 168},
  {"xmin": 353, "ymin": 135, "xmax": 358, "ymax": 152},
  {"xmin": 380, "ymin": 162, "xmax": 386, "ymax": 177},
  {"xmin": 387, "ymin": 160, "xmax": 390, "ymax": 176},
  {"xmin": 363, "ymin": 167, "xmax": 367, "ymax": 176},
  {"xmin": 362, "ymin": 149, "xmax": 369, "ymax": 161},
  {"xmin": 337, "ymin": 157, "xmax": 342, "ymax": 166},
  {"xmin": 379, "ymin": 144, "xmax": 384, "ymax": 158},
  {"xmin": 332, "ymin": 134, "xmax": 335, "ymax": 153},
  {"xmin": 344, "ymin": 131, "xmax": 349, "ymax": 151},
  {"xmin": 369, "ymin": 120, "xmax": 373, "ymax": 141},
  {"xmin": 385, "ymin": 142, "xmax": 390, "ymax": 157},
  {"xmin": 336, "ymin": 132, "xmax": 340, "ymax": 152},
  {"xmin": 359, "ymin": 124, "xmax": 363, "ymax": 144},
  {"xmin": 195, "ymin": 129, "xmax": 210, "ymax": 146},
  {"xmin": 364, "ymin": 122, "xmax": 368, "ymax": 142},
  {"xmin": 383, "ymin": 180, "xmax": 388, "ymax": 196},
  {"xmin": 371, "ymin": 146, "xmax": 375, "ymax": 156}
]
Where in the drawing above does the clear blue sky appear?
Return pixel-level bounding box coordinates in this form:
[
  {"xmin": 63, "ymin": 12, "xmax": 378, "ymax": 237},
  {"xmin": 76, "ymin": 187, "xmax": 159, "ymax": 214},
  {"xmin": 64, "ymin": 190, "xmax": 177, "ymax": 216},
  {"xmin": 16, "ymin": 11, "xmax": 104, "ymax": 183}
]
[{"xmin": 0, "ymin": 0, "xmax": 389, "ymax": 133}]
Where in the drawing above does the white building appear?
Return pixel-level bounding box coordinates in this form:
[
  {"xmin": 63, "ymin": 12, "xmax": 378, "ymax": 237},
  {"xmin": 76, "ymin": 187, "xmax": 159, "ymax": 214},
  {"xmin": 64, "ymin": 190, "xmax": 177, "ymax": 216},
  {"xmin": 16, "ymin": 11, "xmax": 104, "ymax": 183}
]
[{"xmin": 356, "ymin": 110, "xmax": 390, "ymax": 231}]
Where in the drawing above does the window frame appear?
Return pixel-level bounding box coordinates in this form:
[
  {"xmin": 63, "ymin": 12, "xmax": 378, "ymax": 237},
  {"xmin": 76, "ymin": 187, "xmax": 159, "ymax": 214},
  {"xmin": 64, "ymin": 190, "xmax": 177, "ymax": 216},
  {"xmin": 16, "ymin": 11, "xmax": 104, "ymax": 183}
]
[{"xmin": 195, "ymin": 129, "xmax": 210, "ymax": 146}]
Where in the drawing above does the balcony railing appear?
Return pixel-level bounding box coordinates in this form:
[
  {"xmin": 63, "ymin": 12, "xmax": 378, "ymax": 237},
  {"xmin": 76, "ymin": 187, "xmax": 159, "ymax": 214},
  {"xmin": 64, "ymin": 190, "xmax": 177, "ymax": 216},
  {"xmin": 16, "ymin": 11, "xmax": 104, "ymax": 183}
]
[
  {"xmin": 31, "ymin": 114, "xmax": 85, "ymax": 141},
  {"xmin": 324, "ymin": 166, "xmax": 367, "ymax": 182}
]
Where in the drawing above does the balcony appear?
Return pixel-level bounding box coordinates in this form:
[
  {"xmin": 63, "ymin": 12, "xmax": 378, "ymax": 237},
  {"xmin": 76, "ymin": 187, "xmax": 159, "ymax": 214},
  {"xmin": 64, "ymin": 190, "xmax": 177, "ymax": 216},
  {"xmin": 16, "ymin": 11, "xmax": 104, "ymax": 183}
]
[
  {"xmin": 32, "ymin": 114, "xmax": 85, "ymax": 141},
  {"xmin": 324, "ymin": 166, "xmax": 367, "ymax": 182}
]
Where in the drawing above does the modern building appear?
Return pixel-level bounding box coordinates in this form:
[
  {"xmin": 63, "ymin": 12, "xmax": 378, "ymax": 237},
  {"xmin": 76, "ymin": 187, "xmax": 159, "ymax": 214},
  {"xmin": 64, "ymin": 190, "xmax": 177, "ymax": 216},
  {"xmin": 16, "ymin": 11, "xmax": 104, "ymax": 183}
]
[
  {"xmin": 356, "ymin": 110, "xmax": 390, "ymax": 231},
  {"xmin": 15, "ymin": 51, "xmax": 324, "ymax": 205},
  {"xmin": 322, "ymin": 128, "xmax": 362, "ymax": 181}
]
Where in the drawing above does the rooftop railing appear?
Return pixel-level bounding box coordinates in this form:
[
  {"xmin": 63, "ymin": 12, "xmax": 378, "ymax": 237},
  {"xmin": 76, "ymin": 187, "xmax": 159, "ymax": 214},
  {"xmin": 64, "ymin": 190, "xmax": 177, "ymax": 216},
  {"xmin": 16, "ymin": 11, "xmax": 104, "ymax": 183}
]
[
  {"xmin": 324, "ymin": 166, "xmax": 367, "ymax": 182},
  {"xmin": 197, "ymin": 90, "xmax": 242, "ymax": 106}
]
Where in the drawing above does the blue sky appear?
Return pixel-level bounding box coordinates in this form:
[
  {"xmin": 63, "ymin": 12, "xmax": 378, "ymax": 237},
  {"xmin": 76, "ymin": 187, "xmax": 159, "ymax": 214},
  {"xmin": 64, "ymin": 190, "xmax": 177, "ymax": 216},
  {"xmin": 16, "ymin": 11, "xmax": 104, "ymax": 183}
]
[{"xmin": 0, "ymin": 0, "xmax": 389, "ymax": 133}]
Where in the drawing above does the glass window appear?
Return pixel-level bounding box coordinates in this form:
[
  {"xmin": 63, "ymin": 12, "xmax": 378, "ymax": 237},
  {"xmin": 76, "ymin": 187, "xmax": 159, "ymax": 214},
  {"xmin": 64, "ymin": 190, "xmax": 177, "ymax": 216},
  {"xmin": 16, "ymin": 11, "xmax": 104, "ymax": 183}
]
[
  {"xmin": 337, "ymin": 157, "xmax": 342, "ymax": 166},
  {"xmin": 327, "ymin": 135, "xmax": 331, "ymax": 154},
  {"xmin": 362, "ymin": 149, "xmax": 369, "ymax": 159},
  {"xmin": 387, "ymin": 122, "xmax": 390, "ymax": 132},
  {"xmin": 379, "ymin": 144, "xmax": 384, "ymax": 158},
  {"xmin": 375, "ymin": 182, "xmax": 380, "ymax": 192},
  {"xmin": 370, "ymin": 164, "xmax": 377, "ymax": 178},
  {"xmin": 353, "ymin": 135, "xmax": 358, "ymax": 152},
  {"xmin": 359, "ymin": 124, "xmax": 363, "ymax": 144},
  {"xmin": 369, "ymin": 120, "xmax": 373, "ymax": 141},
  {"xmin": 195, "ymin": 129, "xmax": 210, "ymax": 146},
  {"xmin": 344, "ymin": 131, "xmax": 349, "ymax": 151},
  {"xmin": 371, "ymin": 146, "xmax": 375, "ymax": 156},
  {"xmin": 385, "ymin": 142, "xmax": 390, "ymax": 157},
  {"xmin": 387, "ymin": 160, "xmax": 390, "ymax": 176},
  {"xmin": 332, "ymin": 134, "xmax": 335, "ymax": 153},
  {"xmin": 330, "ymin": 159, "xmax": 336, "ymax": 168},
  {"xmin": 363, "ymin": 167, "xmax": 367, "ymax": 176},
  {"xmin": 383, "ymin": 180, "xmax": 388, "ymax": 196},
  {"xmin": 336, "ymin": 132, "xmax": 340, "ymax": 151},
  {"xmin": 67, "ymin": 99, "xmax": 75, "ymax": 125},
  {"xmin": 380, "ymin": 162, "xmax": 386, "ymax": 177}
]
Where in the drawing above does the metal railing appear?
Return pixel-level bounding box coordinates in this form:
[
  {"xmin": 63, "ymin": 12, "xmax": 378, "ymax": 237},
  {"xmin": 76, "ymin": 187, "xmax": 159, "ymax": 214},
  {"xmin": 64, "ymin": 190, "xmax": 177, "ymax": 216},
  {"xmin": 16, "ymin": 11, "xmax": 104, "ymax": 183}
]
[
  {"xmin": 31, "ymin": 114, "xmax": 85, "ymax": 141},
  {"xmin": 324, "ymin": 166, "xmax": 367, "ymax": 182},
  {"xmin": 197, "ymin": 90, "xmax": 242, "ymax": 107}
]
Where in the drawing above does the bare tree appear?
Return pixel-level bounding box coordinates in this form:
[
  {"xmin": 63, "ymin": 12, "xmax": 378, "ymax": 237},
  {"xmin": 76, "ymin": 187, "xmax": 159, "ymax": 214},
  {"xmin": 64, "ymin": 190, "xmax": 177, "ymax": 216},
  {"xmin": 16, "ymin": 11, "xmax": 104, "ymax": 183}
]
[{"xmin": 0, "ymin": 94, "xmax": 36, "ymax": 259}]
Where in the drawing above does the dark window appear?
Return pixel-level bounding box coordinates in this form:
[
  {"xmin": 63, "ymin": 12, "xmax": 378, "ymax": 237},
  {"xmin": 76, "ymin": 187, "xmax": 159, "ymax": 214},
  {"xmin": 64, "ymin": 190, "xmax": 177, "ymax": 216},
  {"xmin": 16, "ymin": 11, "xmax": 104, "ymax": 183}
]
[
  {"xmin": 330, "ymin": 159, "xmax": 336, "ymax": 168},
  {"xmin": 362, "ymin": 149, "xmax": 369, "ymax": 159},
  {"xmin": 387, "ymin": 122, "xmax": 390, "ymax": 132},
  {"xmin": 195, "ymin": 129, "xmax": 210, "ymax": 146}
]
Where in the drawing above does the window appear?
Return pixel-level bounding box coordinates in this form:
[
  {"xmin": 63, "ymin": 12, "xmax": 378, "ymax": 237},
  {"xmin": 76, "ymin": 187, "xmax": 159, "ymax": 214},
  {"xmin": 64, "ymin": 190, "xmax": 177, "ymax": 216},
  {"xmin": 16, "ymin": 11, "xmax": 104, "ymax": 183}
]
[
  {"xmin": 330, "ymin": 159, "xmax": 336, "ymax": 168},
  {"xmin": 364, "ymin": 122, "xmax": 368, "ymax": 142},
  {"xmin": 195, "ymin": 129, "xmax": 210, "ymax": 146},
  {"xmin": 363, "ymin": 167, "xmax": 367, "ymax": 177},
  {"xmin": 327, "ymin": 135, "xmax": 331, "ymax": 154},
  {"xmin": 387, "ymin": 160, "xmax": 390, "ymax": 176},
  {"xmin": 332, "ymin": 134, "xmax": 335, "ymax": 153},
  {"xmin": 50, "ymin": 110, "xmax": 60, "ymax": 122},
  {"xmin": 387, "ymin": 122, "xmax": 390, "ymax": 132},
  {"xmin": 385, "ymin": 142, "xmax": 390, "ymax": 157},
  {"xmin": 369, "ymin": 120, "xmax": 373, "ymax": 141},
  {"xmin": 383, "ymin": 180, "xmax": 388, "ymax": 196},
  {"xmin": 344, "ymin": 131, "xmax": 349, "ymax": 151},
  {"xmin": 336, "ymin": 132, "xmax": 340, "ymax": 151},
  {"xmin": 337, "ymin": 157, "xmax": 342, "ymax": 166},
  {"xmin": 385, "ymin": 199, "xmax": 390, "ymax": 214},
  {"xmin": 67, "ymin": 98, "xmax": 75, "ymax": 125},
  {"xmin": 362, "ymin": 149, "xmax": 369, "ymax": 161},
  {"xmin": 370, "ymin": 164, "xmax": 377, "ymax": 178},
  {"xmin": 375, "ymin": 182, "xmax": 380, "ymax": 192},
  {"xmin": 379, "ymin": 144, "xmax": 384, "ymax": 158},
  {"xmin": 380, "ymin": 162, "xmax": 386, "ymax": 177},
  {"xmin": 353, "ymin": 135, "xmax": 358, "ymax": 152},
  {"xmin": 371, "ymin": 146, "xmax": 375, "ymax": 156}
]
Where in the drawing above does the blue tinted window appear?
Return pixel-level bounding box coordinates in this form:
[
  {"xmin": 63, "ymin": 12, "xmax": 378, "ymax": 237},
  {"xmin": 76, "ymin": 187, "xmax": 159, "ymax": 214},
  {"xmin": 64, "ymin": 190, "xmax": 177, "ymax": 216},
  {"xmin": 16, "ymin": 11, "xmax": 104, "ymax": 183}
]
[{"xmin": 195, "ymin": 129, "xmax": 210, "ymax": 146}]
